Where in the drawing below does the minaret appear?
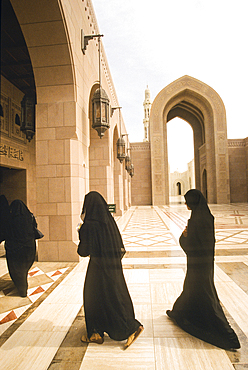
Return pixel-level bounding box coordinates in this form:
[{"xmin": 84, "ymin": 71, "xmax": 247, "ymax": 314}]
[{"xmin": 143, "ymin": 86, "xmax": 151, "ymax": 142}]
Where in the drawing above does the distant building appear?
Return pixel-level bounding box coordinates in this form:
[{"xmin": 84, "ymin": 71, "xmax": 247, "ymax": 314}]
[
  {"xmin": 169, "ymin": 160, "xmax": 195, "ymax": 197},
  {"xmin": 143, "ymin": 86, "xmax": 151, "ymax": 142}
]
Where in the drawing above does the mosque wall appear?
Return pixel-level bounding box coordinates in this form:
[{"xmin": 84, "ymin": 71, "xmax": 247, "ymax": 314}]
[
  {"xmin": 131, "ymin": 138, "xmax": 248, "ymax": 205},
  {"xmin": 228, "ymin": 138, "xmax": 248, "ymax": 203},
  {"xmin": 130, "ymin": 142, "xmax": 152, "ymax": 205}
]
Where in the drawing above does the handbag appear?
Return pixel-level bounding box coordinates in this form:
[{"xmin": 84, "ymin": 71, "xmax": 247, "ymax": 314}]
[
  {"xmin": 34, "ymin": 227, "xmax": 44, "ymax": 239},
  {"xmin": 32, "ymin": 214, "xmax": 44, "ymax": 239}
]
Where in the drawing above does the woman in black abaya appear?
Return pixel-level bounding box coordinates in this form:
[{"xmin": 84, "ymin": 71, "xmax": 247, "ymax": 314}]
[
  {"xmin": 0, "ymin": 195, "xmax": 10, "ymax": 243},
  {"xmin": 166, "ymin": 189, "xmax": 240, "ymax": 350},
  {"xmin": 5, "ymin": 200, "xmax": 37, "ymax": 297},
  {"xmin": 77, "ymin": 191, "xmax": 143, "ymax": 349}
]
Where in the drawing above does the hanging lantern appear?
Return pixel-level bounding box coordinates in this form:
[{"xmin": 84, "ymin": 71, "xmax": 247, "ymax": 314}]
[
  {"xmin": 21, "ymin": 95, "xmax": 35, "ymax": 142},
  {"xmin": 92, "ymin": 87, "xmax": 110, "ymax": 138},
  {"xmin": 125, "ymin": 153, "xmax": 131, "ymax": 172},
  {"xmin": 129, "ymin": 164, "xmax": 134, "ymax": 177},
  {"xmin": 117, "ymin": 136, "xmax": 126, "ymax": 163}
]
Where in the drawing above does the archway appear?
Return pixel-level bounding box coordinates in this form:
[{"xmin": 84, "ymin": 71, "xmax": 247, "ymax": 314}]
[
  {"xmin": 176, "ymin": 182, "xmax": 182, "ymax": 195},
  {"xmin": 149, "ymin": 75, "xmax": 230, "ymax": 205}
]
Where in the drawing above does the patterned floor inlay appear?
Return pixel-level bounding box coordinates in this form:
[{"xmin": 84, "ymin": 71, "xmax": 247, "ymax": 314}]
[
  {"xmin": 215, "ymin": 230, "xmax": 248, "ymax": 244},
  {"xmin": 160, "ymin": 209, "xmax": 187, "ymax": 230},
  {"xmin": 123, "ymin": 264, "xmax": 187, "ymax": 271},
  {"xmin": 2, "ymin": 205, "xmax": 248, "ymax": 369},
  {"xmin": 215, "ymin": 249, "xmax": 248, "ymax": 256},
  {"xmin": 0, "ymin": 262, "xmax": 76, "ymax": 339},
  {"xmin": 123, "ymin": 209, "xmax": 169, "ymax": 232},
  {"xmin": 217, "ymin": 262, "xmax": 248, "ymax": 295},
  {"xmin": 125, "ymin": 250, "xmax": 185, "ymax": 258},
  {"xmin": 122, "ymin": 231, "xmax": 177, "ymax": 248},
  {"xmin": 47, "ymin": 307, "xmax": 88, "ymax": 370}
]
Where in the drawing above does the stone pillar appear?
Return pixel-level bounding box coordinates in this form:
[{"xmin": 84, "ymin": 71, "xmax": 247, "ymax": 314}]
[{"xmin": 36, "ymin": 101, "xmax": 81, "ymax": 261}]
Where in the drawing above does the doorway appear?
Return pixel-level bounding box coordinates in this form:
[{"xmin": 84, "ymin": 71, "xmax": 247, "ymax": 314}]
[
  {"xmin": 176, "ymin": 182, "xmax": 182, "ymax": 195},
  {"xmin": 0, "ymin": 166, "xmax": 26, "ymax": 204}
]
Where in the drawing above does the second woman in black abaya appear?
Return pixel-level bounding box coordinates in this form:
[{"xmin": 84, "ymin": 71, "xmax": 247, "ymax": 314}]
[
  {"xmin": 5, "ymin": 200, "xmax": 37, "ymax": 297},
  {"xmin": 167, "ymin": 189, "xmax": 240, "ymax": 350},
  {"xmin": 77, "ymin": 191, "xmax": 143, "ymax": 349}
]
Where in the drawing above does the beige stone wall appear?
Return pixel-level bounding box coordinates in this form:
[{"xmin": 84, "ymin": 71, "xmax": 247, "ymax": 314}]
[
  {"xmin": 228, "ymin": 139, "xmax": 248, "ymax": 203},
  {"xmin": 5, "ymin": 0, "xmax": 129, "ymax": 262},
  {"xmin": 131, "ymin": 142, "xmax": 152, "ymax": 205}
]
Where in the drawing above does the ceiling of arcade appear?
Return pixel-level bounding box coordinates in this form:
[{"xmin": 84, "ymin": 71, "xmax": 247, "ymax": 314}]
[{"xmin": 1, "ymin": 0, "xmax": 35, "ymax": 97}]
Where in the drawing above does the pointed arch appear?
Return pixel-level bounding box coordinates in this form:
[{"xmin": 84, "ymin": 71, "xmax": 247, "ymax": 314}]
[{"xmin": 150, "ymin": 75, "xmax": 230, "ymax": 204}]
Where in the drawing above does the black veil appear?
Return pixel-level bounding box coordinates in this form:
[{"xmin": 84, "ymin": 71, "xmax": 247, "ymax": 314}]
[{"xmin": 78, "ymin": 191, "xmax": 125, "ymax": 259}]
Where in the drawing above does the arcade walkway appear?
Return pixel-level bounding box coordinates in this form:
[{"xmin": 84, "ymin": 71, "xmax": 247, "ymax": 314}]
[{"xmin": 1, "ymin": 204, "xmax": 248, "ymax": 369}]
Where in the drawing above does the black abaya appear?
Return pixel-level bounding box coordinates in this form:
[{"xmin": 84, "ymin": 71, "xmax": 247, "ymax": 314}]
[
  {"xmin": 0, "ymin": 195, "xmax": 10, "ymax": 243},
  {"xmin": 167, "ymin": 189, "xmax": 240, "ymax": 350},
  {"xmin": 78, "ymin": 191, "xmax": 141, "ymax": 340},
  {"xmin": 5, "ymin": 200, "xmax": 36, "ymax": 297}
]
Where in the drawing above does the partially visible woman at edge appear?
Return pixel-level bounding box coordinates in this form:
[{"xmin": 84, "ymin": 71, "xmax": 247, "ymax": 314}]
[
  {"xmin": 5, "ymin": 200, "xmax": 37, "ymax": 297},
  {"xmin": 0, "ymin": 195, "xmax": 10, "ymax": 243},
  {"xmin": 77, "ymin": 191, "xmax": 143, "ymax": 349},
  {"xmin": 166, "ymin": 189, "xmax": 240, "ymax": 350}
]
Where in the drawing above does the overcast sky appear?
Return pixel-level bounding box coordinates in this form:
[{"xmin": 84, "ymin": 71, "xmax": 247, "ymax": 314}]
[{"xmin": 92, "ymin": 0, "xmax": 248, "ymax": 171}]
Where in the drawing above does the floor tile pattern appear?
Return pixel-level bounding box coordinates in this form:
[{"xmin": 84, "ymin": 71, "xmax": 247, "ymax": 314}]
[
  {"xmin": 0, "ymin": 262, "xmax": 75, "ymax": 337},
  {"xmin": 1, "ymin": 204, "xmax": 248, "ymax": 369}
]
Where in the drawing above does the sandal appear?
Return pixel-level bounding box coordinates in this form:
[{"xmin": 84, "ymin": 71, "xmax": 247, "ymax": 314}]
[
  {"xmin": 124, "ymin": 325, "xmax": 144, "ymax": 350},
  {"xmin": 81, "ymin": 333, "xmax": 104, "ymax": 344}
]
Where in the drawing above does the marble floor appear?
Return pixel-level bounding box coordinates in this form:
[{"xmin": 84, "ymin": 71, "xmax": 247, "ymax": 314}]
[{"xmin": 1, "ymin": 204, "xmax": 248, "ymax": 369}]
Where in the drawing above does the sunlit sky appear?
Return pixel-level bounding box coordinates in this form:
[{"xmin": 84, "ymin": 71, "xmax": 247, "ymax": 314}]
[{"xmin": 92, "ymin": 0, "xmax": 248, "ymax": 172}]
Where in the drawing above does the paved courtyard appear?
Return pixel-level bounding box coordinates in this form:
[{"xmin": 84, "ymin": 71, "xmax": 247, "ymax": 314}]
[{"xmin": 1, "ymin": 204, "xmax": 248, "ymax": 369}]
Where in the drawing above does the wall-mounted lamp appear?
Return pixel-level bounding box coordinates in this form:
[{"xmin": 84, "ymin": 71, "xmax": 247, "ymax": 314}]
[
  {"xmin": 112, "ymin": 106, "xmax": 126, "ymax": 164},
  {"xmin": 21, "ymin": 95, "xmax": 35, "ymax": 142},
  {"xmin": 125, "ymin": 147, "xmax": 134, "ymax": 177},
  {"xmin": 82, "ymin": 30, "xmax": 110, "ymax": 139},
  {"xmin": 92, "ymin": 85, "xmax": 110, "ymax": 139},
  {"xmin": 117, "ymin": 135, "xmax": 126, "ymax": 163},
  {"xmin": 129, "ymin": 163, "xmax": 134, "ymax": 177},
  {"xmin": 125, "ymin": 148, "xmax": 131, "ymax": 172}
]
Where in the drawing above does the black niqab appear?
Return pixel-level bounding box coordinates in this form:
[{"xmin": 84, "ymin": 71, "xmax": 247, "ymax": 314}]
[
  {"xmin": 183, "ymin": 189, "xmax": 215, "ymax": 260},
  {"xmin": 78, "ymin": 191, "xmax": 125, "ymax": 259},
  {"xmin": 185, "ymin": 189, "xmax": 213, "ymax": 224}
]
